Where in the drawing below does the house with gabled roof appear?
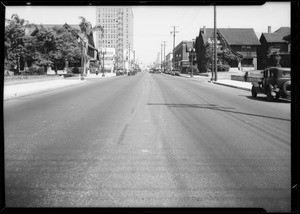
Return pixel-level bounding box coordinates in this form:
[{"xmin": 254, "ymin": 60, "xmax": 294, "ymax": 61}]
[
  {"xmin": 195, "ymin": 26, "xmax": 260, "ymax": 73},
  {"xmin": 257, "ymin": 26, "xmax": 290, "ymax": 69}
]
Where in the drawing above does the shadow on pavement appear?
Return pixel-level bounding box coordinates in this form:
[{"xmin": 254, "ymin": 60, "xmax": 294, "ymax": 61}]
[
  {"xmin": 240, "ymin": 95, "xmax": 291, "ymax": 103},
  {"xmin": 147, "ymin": 103, "xmax": 290, "ymax": 122}
]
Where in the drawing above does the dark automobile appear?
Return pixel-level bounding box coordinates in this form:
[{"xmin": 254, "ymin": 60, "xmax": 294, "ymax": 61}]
[
  {"xmin": 173, "ymin": 70, "xmax": 180, "ymax": 76},
  {"xmin": 128, "ymin": 70, "xmax": 136, "ymax": 76},
  {"xmin": 251, "ymin": 67, "xmax": 291, "ymax": 101},
  {"xmin": 116, "ymin": 70, "xmax": 124, "ymax": 76},
  {"xmin": 155, "ymin": 69, "xmax": 161, "ymax": 74}
]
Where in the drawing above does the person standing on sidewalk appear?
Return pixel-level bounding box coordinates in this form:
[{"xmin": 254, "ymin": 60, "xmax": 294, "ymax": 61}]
[{"xmin": 244, "ymin": 71, "xmax": 248, "ymax": 82}]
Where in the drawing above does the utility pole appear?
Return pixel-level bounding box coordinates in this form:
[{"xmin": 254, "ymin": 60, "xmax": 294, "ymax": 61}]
[
  {"xmin": 162, "ymin": 41, "xmax": 167, "ymax": 72},
  {"xmin": 214, "ymin": 5, "xmax": 217, "ymax": 81},
  {"xmin": 161, "ymin": 43, "xmax": 163, "ymax": 71},
  {"xmin": 170, "ymin": 26, "xmax": 179, "ymax": 70}
]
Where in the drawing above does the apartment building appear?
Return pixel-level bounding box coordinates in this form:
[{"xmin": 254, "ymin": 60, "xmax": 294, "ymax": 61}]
[{"xmin": 96, "ymin": 6, "xmax": 134, "ymax": 70}]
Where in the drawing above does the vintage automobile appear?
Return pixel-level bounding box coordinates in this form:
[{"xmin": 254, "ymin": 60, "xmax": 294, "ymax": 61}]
[{"xmin": 251, "ymin": 67, "xmax": 291, "ymax": 101}]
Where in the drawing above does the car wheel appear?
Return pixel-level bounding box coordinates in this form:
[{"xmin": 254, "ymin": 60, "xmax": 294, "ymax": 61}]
[
  {"xmin": 283, "ymin": 81, "xmax": 291, "ymax": 96},
  {"xmin": 266, "ymin": 86, "xmax": 274, "ymax": 102},
  {"xmin": 251, "ymin": 86, "xmax": 257, "ymax": 98}
]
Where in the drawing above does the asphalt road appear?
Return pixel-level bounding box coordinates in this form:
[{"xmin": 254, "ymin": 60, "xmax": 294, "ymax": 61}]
[{"xmin": 4, "ymin": 72, "xmax": 291, "ymax": 211}]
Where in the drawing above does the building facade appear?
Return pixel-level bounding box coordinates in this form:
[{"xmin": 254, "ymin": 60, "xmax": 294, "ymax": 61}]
[
  {"xmin": 257, "ymin": 26, "xmax": 290, "ymax": 69},
  {"xmin": 165, "ymin": 52, "xmax": 173, "ymax": 71},
  {"xmin": 96, "ymin": 6, "xmax": 134, "ymax": 70},
  {"xmin": 195, "ymin": 27, "xmax": 260, "ymax": 73},
  {"xmin": 173, "ymin": 40, "xmax": 194, "ymax": 73}
]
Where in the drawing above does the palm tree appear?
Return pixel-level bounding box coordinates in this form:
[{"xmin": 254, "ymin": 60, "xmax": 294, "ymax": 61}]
[
  {"xmin": 78, "ymin": 16, "xmax": 104, "ymax": 38},
  {"xmin": 78, "ymin": 16, "xmax": 104, "ymax": 76}
]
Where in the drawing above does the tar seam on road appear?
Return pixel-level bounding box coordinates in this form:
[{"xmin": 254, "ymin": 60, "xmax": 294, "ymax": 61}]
[
  {"xmin": 117, "ymin": 123, "xmax": 129, "ymax": 145},
  {"xmin": 131, "ymin": 107, "xmax": 135, "ymax": 114}
]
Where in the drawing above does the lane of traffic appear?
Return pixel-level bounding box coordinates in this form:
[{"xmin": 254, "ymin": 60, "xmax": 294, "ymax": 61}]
[{"xmin": 150, "ymin": 73, "xmax": 290, "ymax": 211}]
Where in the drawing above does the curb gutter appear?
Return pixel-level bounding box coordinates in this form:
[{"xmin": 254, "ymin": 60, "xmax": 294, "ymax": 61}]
[{"xmin": 213, "ymin": 82, "xmax": 251, "ymax": 91}]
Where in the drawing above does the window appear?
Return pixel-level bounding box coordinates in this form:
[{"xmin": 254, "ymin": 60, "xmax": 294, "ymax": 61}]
[
  {"xmin": 282, "ymin": 71, "xmax": 291, "ymax": 78},
  {"xmin": 241, "ymin": 45, "xmax": 251, "ymax": 51}
]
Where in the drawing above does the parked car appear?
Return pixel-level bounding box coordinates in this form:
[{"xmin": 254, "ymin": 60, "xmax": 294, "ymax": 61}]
[
  {"xmin": 251, "ymin": 67, "xmax": 291, "ymax": 101},
  {"xmin": 173, "ymin": 69, "xmax": 180, "ymax": 76},
  {"xmin": 116, "ymin": 70, "xmax": 124, "ymax": 76},
  {"xmin": 128, "ymin": 70, "xmax": 136, "ymax": 76}
]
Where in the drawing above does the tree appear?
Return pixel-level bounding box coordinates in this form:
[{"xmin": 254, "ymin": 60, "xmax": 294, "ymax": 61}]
[
  {"xmin": 5, "ymin": 14, "xmax": 28, "ymax": 74},
  {"xmin": 51, "ymin": 26, "xmax": 82, "ymax": 72},
  {"xmin": 198, "ymin": 32, "xmax": 241, "ymax": 73},
  {"xmin": 32, "ymin": 25, "xmax": 56, "ymax": 72}
]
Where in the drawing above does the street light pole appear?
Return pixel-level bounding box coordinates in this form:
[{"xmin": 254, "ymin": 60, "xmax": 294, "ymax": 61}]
[
  {"xmin": 214, "ymin": 4, "xmax": 217, "ymax": 81},
  {"xmin": 161, "ymin": 43, "xmax": 163, "ymax": 71},
  {"xmin": 102, "ymin": 48, "xmax": 106, "ymax": 77},
  {"xmin": 129, "ymin": 44, "xmax": 131, "ymax": 72},
  {"xmin": 80, "ymin": 42, "xmax": 84, "ymax": 79}
]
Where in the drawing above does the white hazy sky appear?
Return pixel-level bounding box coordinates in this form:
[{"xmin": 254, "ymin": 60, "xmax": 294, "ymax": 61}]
[{"xmin": 5, "ymin": 2, "xmax": 290, "ymax": 66}]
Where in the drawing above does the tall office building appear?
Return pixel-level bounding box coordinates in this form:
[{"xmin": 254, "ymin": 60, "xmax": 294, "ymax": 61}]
[{"xmin": 96, "ymin": 6, "xmax": 134, "ymax": 70}]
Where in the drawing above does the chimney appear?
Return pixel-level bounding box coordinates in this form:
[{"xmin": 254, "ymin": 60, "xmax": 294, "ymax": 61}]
[
  {"xmin": 268, "ymin": 26, "xmax": 271, "ymax": 33},
  {"xmin": 203, "ymin": 26, "xmax": 206, "ymax": 34}
]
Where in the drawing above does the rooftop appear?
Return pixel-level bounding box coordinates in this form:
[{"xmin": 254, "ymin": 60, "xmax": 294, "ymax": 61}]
[
  {"xmin": 261, "ymin": 27, "xmax": 290, "ymax": 43},
  {"xmin": 200, "ymin": 28, "xmax": 260, "ymax": 45}
]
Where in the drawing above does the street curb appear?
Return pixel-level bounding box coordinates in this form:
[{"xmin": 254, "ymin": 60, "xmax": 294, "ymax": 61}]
[
  {"xmin": 213, "ymin": 81, "xmax": 251, "ymax": 91},
  {"xmin": 4, "ymin": 80, "xmax": 86, "ymax": 101},
  {"xmin": 179, "ymin": 74, "xmax": 191, "ymax": 78},
  {"xmin": 179, "ymin": 74, "xmax": 208, "ymax": 79}
]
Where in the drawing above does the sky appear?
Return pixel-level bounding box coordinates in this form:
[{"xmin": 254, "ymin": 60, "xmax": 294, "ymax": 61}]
[{"xmin": 5, "ymin": 2, "xmax": 291, "ymax": 66}]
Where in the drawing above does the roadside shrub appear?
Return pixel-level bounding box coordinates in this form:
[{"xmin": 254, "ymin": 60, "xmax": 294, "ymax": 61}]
[
  {"xmin": 72, "ymin": 67, "xmax": 80, "ymax": 74},
  {"xmin": 26, "ymin": 65, "xmax": 45, "ymax": 75},
  {"xmin": 36, "ymin": 67, "xmax": 45, "ymax": 75},
  {"xmin": 27, "ymin": 65, "xmax": 38, "ymax": 75},
  {"xmin": 186, "ymin": 65, "xmax": 199, "ymax": 74},
  {"xmin": 217, "ymin": 64, "xmax": 230, "ymax": 71},
  {"xmin": 65, "ymin": 67, "xmax": 72, "ymax": 73}
]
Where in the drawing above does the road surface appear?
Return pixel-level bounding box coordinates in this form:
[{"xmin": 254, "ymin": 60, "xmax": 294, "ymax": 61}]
[{"xmin": 4, "ymin": 72, "xmax": 291, "ymax": 211}]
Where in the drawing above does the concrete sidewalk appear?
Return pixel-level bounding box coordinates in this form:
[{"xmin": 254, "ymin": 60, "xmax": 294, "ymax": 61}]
[
  {"xmin": 3, "ymin": 73, "xmax": 118, "ymax": 101},
  {"xmin": 4, "ymin": 79, "xmax": 86, "ymax": 101},
  {"xmin": 85, "ymin": 73, "xmax": 116, "ymax": 79},
  {"xmin": 213, "ymin": 79, "xmax": 252, "ymax": 91},
  {"xmin": 179, "ymin": 73, "xmax": 252, "ymax": 91}
]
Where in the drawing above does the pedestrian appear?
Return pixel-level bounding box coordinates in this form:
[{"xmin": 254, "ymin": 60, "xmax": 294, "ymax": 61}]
[{"xmin": 244, "ymin": 71, "xmax": 248, "ymax": 82}]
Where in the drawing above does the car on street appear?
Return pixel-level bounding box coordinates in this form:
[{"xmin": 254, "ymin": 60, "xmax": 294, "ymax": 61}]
[
  {"xmin": 155, "ymin": 69, "xmax": 161, "ymax": 74},
  {"xmin": 173, "ymin": 69, "xmax": 180, "ymax": 76},
  {"xmin": 251, "ymin": 67, "xmax": 291, "ymax": 101},
  {"xmin": 128, "ymin": 70, "xmax": 136, "ymax": 76},
  {"xmin": 116, "ymin": 70, "xmax": 124, "ymax": 76}
]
